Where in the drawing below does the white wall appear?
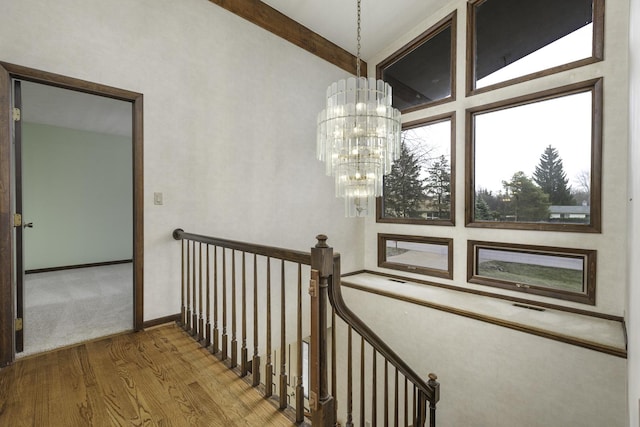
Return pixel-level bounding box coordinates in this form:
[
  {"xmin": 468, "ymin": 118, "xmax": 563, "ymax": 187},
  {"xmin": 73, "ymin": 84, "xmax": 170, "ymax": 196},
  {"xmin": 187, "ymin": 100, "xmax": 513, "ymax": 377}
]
[
  {"xmin": 22, "ymin": 122, "xmax": 132, "ymax": 270},
  {"xmin": 341, "ymin": 286, "xmax": 627, "ymax": 427},
  {"xmin": 365, "ymin": 0, "xmax": 630, "ymax": 316},
  {"xmin": 0, "ymin": 0, "xmax": 364, "ymax": 320},
  {"xmin": 362, "ymin": 0, "xmax": 633, "ymax": 425},
  {"xmin": 627, "ymin": 0, "xmax": 640, "ymax": 424}
]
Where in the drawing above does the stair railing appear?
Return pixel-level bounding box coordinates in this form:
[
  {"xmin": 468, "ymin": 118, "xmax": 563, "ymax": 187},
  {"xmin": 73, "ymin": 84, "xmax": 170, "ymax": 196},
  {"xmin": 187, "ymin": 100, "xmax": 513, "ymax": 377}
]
[
  {"xmin": 310, "ymin": 235, "xmax": 440, "ymax": 427},
  {"xmin": 172, "ymin": 229, "xmax": 440, "ymax": 426}
]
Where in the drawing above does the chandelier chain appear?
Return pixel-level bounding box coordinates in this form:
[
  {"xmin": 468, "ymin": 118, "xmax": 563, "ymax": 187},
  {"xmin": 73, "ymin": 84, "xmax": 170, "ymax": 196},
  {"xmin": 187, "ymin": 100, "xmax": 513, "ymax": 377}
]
[{"xmin": 356, "ymin": 0, "xmax": 361, "ymax": 78}]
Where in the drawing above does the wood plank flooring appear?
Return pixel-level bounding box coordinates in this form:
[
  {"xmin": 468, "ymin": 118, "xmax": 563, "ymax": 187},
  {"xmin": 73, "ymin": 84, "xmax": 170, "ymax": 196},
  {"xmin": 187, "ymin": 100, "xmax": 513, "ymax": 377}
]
[{"xmin": 0, "ymin": 323, "xmax": 297, "ymax": 426}]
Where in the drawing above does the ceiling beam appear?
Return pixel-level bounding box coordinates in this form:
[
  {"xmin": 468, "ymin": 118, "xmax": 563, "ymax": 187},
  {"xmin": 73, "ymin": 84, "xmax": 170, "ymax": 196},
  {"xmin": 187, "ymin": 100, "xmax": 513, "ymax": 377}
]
[{"xmin": 208, "ymin": 0, "xmax": 366, "ymax": 75}]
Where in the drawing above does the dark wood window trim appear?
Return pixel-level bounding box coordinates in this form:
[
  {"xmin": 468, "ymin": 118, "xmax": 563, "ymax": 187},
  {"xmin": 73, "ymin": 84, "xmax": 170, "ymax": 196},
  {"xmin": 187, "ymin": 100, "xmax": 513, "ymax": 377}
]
[
  {"xmin": 377, "ymin": 11, "xmax": 457, "ymax": 113},
  {"xmin": 377, "ymin": 112, "xmax": 456, "ymax": 226},
  {"xmin": 465, "ymin": 78, "xmax": 603, "ymax": 233},
  {"xmin": 466, "ymin": 0, "xmax": 605, "ymax": 96},
  {"xmin": 467, "ymin": 240, "xmax": 597, "ymax": 305},
  {"xmin": 0, "ymin": 62, "xmax": 144, "ymax": 367},
  {"xmin": 378, "ymin": 233, "xmax": 453, "ymax": 279}
]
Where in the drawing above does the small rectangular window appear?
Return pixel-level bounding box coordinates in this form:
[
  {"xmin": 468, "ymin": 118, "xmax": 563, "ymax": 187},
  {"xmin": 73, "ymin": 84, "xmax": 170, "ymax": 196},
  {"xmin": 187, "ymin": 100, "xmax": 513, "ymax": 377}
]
[
  {"xmin": 378, "ymin": 234, "xmax": 453, "ymax": 279},
  {"xmin": 378, "ymin": 114, "xmax": 455, "ymax": 225},
  {"xmin": 467, "ymin": 0, "xmax": 603, "ymax": 93},
  {"xmin": 378, "ymin": 12, "xmax": 456, "ymax": 112},
  {"xmin": 466, "ymin": 79, "xmax": 602, "ymax": 232},
  {"xmin": 468, "ymin": 240, "xmax": 596, "ymax": 305}
]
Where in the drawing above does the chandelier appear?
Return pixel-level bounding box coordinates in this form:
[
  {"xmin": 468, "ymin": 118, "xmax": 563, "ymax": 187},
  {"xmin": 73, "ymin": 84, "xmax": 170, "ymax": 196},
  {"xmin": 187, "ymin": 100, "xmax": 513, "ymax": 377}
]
[{"xmin": 316, "ymin": 0, "xmax": 402, "ymax": 217}]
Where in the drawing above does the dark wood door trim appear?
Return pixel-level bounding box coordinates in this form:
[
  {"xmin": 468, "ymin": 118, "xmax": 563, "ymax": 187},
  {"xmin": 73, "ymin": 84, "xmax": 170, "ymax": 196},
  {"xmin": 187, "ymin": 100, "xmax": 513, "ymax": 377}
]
[
  {"xmin": 0, "ymin": 62, "xmax": 144, "ymax": 366},
  {"xmin": 13, "ymin": 80, "xmax": 23, "ymax": 353},
  {"xmin": 0, "ymin": 65, "xmax": 13, "ymax": 367}
]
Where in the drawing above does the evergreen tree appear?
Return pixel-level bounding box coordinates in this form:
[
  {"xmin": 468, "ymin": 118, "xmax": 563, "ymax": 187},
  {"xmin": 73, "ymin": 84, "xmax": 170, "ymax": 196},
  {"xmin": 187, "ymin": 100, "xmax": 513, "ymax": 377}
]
[
  {"xmin": 425, "ymin": 155, "xmax": 451, "ymax": 219},
  {"xmin": 533, "ymin": 145, "xmax": 575, "ymax": 205},
  {"xmin": 475, "ymin": 196, "xmax": 492, "ymax": 220},
  {"xmin": 383, "ymin": 141, "xmax": 426, "ymax": 218},
  {"xmin": 502, "ymin": 171, "xmax": 550, "ymax": 221}
]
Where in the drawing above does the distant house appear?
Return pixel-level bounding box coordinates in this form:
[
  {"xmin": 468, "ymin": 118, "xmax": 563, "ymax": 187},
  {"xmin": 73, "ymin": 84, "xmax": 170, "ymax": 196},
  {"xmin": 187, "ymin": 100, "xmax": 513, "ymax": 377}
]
[{"xmin": 549, "ymin": 203, "xmax": 590, "ymax": 222}]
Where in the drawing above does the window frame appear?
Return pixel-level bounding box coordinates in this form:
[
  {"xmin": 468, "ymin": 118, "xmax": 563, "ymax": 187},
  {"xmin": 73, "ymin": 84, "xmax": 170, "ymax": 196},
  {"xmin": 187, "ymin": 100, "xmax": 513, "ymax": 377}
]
[
  {"xmin": 467, "ymin": 240, "xmax": 597, "ymax": 305},
  {"xmin": 465, "ymin": 78, "xmax": 602, "ymax": 233},
  {"xmin": 377, "ymin": 112, "xmax": 456, "ymax": 225},
  {"xmin": 378, "ymin": 233, "xmax": 453, "ymax": 279},
  {"xmin": 466, "ymin": 0, "xmax": 605, "ymax": 96},
  {"xmin": 377, "ymin": 11, "xmax": 457, "ymax": 113}
]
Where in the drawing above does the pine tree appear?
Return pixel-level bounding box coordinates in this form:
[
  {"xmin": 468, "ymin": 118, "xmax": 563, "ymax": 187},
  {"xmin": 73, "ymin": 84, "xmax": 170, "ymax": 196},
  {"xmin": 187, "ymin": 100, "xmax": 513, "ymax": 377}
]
[
  {"xmin": 533, "ymin": 145, "xmax": 575, "ymax": 205},
  {"xmin": 424, "ymin": 155, "xmax": 451, "ymax": 219},
  {"xmin": 383, "ymin": 141, "xmax": 426, "ymax": 218},
  {"xmin": 475, "ymin": 195, "xmax": 492, "ymax": 220},
  {"xmin": 502, "ymin": 171, "xmax": 550, "ymax": 221}
]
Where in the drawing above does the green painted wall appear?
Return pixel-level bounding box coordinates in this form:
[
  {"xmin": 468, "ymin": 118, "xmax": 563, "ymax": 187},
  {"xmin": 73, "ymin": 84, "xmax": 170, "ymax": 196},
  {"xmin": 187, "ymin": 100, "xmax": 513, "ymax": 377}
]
[{"xmin": 22, "ymin": 122, "xmax": 132, "ymax": 270}]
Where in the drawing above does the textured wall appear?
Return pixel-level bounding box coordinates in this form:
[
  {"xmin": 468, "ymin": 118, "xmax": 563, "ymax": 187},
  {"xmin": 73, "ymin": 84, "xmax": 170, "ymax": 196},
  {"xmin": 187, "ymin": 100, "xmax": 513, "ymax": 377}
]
[
  {"xmin": 0, "ymin": 0, "xmax": 363, "ymax": 320},
  {"xmin": 627, "ymin": 0, "xmax": 640, "ymax": 424},
  {"xmin": 341, "ymin": 286, "xmax": 627, "ymax": 427},
  {"xmin": 365, "ymin": 0, "xmax": 631, "ymax": 317}
]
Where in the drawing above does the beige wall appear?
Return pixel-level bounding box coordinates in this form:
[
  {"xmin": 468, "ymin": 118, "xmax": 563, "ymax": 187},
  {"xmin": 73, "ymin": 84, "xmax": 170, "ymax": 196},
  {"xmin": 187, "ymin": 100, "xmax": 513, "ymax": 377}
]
[
  {"xmin": 341, "ymin": 286, "xmax": 627, "ymax": 427},
  {"xmin": 627, "ymin": 0, "xmax": 640, "ymax": 424},
  {"xmin": 363, "ymin": 0, "xmax": 633, "ymax": 425},
  {"xmin": 0, "ymin": 0, "xmax": 364, "ymax": 320},
  {"xmin": 366, "ymin": 0, "xmax": 630, "ymax": 317},
  {"xmin": 1, "ymin": 0, "xmax": 635, "ymax": 425}
]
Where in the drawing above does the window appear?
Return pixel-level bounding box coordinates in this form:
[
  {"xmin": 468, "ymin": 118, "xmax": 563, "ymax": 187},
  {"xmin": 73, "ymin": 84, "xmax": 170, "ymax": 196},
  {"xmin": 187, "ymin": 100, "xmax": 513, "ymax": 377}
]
[
  {"xmin": 378, "ymin": 234, "xmax": 453, "ymax": 279},
  {"xmin": 467, "ymin": 240, "xmax": 596, "ymax": 304},
  {"xmin": 467, "ymin": 0, "xmax": 604, "ymax": 93},
  {"xmin": 466, "ymin": 79, "xmax": 602, "ymax": 232},
  {"xmin": 370, "ymin": 1, "xmax": 607, "ymax": 311},
  {"xmin": 378, "ymin": 12, "xmax": 456, "ymax": 112},
  {"xmin": 378, "ymin": 114, "xmax": 455, "ymax": 225}
]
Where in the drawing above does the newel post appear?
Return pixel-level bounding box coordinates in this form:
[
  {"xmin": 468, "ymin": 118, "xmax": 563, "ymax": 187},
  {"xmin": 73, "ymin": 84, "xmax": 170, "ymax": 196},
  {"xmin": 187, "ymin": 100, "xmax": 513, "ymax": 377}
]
[
  {"xmin": 309, "ymin": 235, "xmax": 336, "ymax": 427},
  {"xmin": 428, "ymin": 373, "xmax": 440, "ymax": 427}
]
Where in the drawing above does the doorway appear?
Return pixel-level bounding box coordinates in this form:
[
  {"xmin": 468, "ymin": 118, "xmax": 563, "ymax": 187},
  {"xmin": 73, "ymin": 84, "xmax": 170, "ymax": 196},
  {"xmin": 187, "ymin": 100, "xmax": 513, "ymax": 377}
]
[
  {"xmin": 19, "ymin": 81, "xmax": 133, "ymax": 356},
  {"xmin": 0, "ymin": 62, "xmax": 144, "ymax": 366}
]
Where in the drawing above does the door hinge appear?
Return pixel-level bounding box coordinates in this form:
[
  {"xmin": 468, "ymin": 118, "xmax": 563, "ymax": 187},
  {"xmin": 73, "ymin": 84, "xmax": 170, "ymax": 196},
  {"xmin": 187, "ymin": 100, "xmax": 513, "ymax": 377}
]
[
  {"xmin": 15, "ymin": 318, "xmax": 23, "ymax": 332},
  {"xmin": 12, "ymin": 107, "xmax": 20, "ymax": 122},
  {"xmin": 309, "ymin": 278, "xmax": 318, "ymax": 298},
  {"xmin": 13, "ymin": 213, "xmax": 22, "ymax": 227}
]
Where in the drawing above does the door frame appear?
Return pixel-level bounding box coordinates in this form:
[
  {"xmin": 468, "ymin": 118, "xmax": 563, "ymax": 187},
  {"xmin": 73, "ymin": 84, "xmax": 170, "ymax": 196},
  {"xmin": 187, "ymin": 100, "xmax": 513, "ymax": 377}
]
[{"xmin": 0, "ymin": 62, "xmax": 144, "ymax": 366}]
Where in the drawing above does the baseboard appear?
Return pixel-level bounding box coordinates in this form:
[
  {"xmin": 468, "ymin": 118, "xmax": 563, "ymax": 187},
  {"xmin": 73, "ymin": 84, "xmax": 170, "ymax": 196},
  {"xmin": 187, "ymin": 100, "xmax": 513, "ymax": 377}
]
[
  {"xmin": 143, "ymin": 314, "xmax": 181, "ymax": 329},
  {"xmin": 25, "ymin": 259, "xmax": 133, "ymax": 274}
]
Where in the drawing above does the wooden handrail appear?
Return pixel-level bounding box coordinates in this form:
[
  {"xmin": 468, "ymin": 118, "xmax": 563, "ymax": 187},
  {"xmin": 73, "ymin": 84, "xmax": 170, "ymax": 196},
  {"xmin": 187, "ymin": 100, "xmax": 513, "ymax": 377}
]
[
  {"xmin": 172, "ymin": 229, "xmax": 312, "ymax": 265},
  {"xmin": 172, "ymin": 229, "xmax": 439, "ymax": 426},
  {"xmin": 323, "ymin": 245, "xmax": 439, "ymax": 404}
]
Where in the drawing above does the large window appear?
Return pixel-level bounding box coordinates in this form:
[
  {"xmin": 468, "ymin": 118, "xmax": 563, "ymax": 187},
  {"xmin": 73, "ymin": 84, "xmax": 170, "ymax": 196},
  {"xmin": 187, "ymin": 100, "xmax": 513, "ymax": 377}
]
[
  {"xmin": 377, "ymin": 114, "xmax": 455, "ymax": 225},
  {"xmin": 379, "ymin": 234, "xmax": 453, "ymax": 279},
  {"xmin": 378, "ymin": 13, "xmax": 456, "ymax": 112},
  {"xmin": 373, "ymin": 0, "xmax": 606, "ymax": 309},
  {"xmin": 467, "ymin": 0, "xmax": 604, "ymax": 94},
  {"xmin": 468, "ymin": 241, "xmax": 597, "ymax": 304},
  {"xmin": 466, "ymin": 79, "xmax": 602, "ymax": 232}
]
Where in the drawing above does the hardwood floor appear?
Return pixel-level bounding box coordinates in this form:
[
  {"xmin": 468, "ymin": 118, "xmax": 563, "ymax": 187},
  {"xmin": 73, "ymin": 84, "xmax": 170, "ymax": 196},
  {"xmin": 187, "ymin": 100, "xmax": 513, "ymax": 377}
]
[{"xmin": 0, "ymin": 323, "xmax": 297, "ymax": 426}]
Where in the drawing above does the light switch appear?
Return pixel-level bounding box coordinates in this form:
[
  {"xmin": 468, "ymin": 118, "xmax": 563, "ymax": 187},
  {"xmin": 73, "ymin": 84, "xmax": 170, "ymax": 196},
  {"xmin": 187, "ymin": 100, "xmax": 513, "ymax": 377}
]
[{"xmin": 153, "ymin": 192, "xmax": 163, "ymax": 205}]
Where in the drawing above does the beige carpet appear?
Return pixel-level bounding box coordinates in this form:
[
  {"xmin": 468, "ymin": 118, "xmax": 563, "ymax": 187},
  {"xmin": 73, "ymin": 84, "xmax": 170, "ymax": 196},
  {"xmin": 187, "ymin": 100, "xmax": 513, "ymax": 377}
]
[{"xmin": 19, "ymin": 263, "xmax": 133, "ymax": 357}]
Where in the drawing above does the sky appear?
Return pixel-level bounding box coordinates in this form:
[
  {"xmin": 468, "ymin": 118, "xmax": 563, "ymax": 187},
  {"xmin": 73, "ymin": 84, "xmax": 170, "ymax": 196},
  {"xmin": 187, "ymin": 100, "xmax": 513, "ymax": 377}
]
[
  {"xmin": 474, "ymin": 24, "xmax": 593, "ymax": 193},
  {"xmin": 475, "ymin": 91, "xmax": 592, "ymax": 193},
  {"xmin": 398, "ymin": 24, "xmax": 594, "ymax": 194}
]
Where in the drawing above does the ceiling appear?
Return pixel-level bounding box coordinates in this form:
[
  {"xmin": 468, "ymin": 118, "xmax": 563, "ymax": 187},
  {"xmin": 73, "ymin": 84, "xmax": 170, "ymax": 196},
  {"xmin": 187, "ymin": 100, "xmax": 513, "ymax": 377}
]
[{"xmin": 260, "ymin": 0, "xmax": 449, "ymax": 60}]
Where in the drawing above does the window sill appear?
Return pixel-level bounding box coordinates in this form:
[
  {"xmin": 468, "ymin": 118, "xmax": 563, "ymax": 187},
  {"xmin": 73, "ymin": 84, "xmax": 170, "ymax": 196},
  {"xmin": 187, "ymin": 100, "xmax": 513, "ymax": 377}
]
[{"xmin": 341, "ymin": 271, "xmax": 626, "ymax": 358}]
